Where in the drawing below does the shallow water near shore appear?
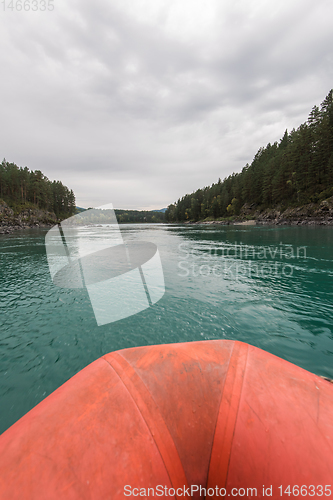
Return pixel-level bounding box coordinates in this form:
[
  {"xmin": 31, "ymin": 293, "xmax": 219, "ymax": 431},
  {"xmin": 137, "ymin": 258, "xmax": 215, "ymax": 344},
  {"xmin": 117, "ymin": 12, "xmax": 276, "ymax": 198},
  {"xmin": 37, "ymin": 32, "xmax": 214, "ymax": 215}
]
[{"xmin": 1, "ymin": 223, "xmax": 333, "ymax": 433}]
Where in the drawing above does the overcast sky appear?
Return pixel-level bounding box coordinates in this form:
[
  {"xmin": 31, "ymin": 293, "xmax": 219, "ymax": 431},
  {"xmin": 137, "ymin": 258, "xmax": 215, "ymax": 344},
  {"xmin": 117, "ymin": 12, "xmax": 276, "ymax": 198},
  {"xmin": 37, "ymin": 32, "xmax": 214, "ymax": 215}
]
[{"xmin": 1, "ymin": 0, "xmax": 333, "ymax": 210}]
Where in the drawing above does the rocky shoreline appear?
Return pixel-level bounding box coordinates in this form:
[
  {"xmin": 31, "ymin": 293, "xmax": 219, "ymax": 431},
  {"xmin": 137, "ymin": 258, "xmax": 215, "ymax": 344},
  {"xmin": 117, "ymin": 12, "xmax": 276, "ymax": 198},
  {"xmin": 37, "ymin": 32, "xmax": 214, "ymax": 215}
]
[
  {"xmin": 185, "ymin": 196, "xmax": 333, "ymax": 227},
  {"xmin": 3, "ymin": 197, "xmax": 333, "ymax": 233},
  {"xmin": 0, "ymin": 201, "xmax": 58, "ymax": 235}
]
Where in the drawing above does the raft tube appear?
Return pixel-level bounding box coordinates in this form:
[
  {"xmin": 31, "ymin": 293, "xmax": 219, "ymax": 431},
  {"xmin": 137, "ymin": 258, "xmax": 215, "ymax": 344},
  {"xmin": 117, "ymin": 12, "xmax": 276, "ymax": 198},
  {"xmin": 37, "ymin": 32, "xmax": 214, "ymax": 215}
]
[{"xmin": 0, "ymin": 340, "xmax": 332, "ymax": 499}]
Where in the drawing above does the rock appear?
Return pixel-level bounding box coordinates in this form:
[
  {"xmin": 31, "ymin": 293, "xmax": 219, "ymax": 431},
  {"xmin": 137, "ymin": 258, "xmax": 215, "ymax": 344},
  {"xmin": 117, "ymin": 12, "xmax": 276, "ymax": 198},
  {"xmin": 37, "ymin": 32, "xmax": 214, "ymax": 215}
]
[
  {"xmin": 239, "ymin": 203, "xmax": 257, "ymax": 216},
  {"xmin": 0, "ymin": 201, "xmax": 58, "ymax": 234},
  {"xmin": 243, "ymin": 197, "xmax": 333, "ymax": 226}
]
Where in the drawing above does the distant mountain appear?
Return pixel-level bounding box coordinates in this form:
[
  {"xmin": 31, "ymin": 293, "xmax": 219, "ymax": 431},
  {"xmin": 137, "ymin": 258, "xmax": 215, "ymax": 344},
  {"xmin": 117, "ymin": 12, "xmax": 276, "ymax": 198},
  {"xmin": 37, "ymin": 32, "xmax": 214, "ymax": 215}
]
[{"xmin": 152, "ymin": 208, "xmax": 167, "ymax": 213}]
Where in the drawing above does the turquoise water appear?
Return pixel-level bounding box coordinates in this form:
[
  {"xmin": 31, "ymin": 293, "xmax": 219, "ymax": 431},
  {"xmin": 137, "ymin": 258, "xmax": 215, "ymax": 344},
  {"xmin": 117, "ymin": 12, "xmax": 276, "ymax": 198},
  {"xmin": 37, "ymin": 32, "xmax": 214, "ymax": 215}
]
[{"xmin": 1, "ymin": 224, "xmax": 333, "ymax": 434}]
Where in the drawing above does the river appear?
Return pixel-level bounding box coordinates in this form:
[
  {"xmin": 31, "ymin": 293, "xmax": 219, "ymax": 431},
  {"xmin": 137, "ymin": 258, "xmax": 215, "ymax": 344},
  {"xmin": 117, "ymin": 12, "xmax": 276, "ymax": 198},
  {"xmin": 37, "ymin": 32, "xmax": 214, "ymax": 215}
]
[{"xmin": 1, "ymin": 223, "xmax": 333, "ymax": 433}]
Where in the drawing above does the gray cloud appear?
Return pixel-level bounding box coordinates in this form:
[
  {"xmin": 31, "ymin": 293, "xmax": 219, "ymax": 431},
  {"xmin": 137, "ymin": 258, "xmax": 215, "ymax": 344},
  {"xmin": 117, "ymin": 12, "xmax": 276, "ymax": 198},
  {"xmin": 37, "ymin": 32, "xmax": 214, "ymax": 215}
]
[{"xmin": 0, "ymin": 0, "xmax": 332, "ymax": 209}]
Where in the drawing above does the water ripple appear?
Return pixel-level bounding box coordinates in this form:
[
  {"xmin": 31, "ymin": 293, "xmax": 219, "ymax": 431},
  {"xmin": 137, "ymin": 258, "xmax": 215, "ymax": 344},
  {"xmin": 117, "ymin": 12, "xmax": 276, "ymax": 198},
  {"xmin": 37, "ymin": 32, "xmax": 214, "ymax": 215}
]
[{"xmin": 1, "ymin": 226, "xmax": 333, "ymax": 433}]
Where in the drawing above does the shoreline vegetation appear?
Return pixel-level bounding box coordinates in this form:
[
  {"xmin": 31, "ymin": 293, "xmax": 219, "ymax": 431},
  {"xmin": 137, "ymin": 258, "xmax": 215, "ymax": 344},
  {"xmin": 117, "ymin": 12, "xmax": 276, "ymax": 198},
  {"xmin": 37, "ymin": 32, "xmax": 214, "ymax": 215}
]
[
  {"xmin": 166, "ymin": 90, "xmax": 333, "ymax": 227},
  {"xmin": 0, "ymin": 159, "xmax": 76, "ymax": 234},
  {"xmin": 0, "ymin": 158, "xmax": 167, "ymax": 234},
  {"xmin": 0, "ymin": 201, "xmax": 59, "ymax": 234},
  {"xmin": 180, "ymin": 196, "xmax": 333, "ymax": 226},
  {"xmin": 0, "ymin": 203, "xmax": 167, "ymax": 234}
]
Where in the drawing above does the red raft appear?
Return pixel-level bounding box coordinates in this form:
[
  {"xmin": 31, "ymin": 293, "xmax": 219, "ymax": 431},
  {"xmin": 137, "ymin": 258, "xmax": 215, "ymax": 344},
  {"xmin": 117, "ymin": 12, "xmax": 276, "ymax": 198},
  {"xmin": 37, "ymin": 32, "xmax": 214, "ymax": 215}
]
[{"xmin": 0, "ymin": 340, "xmax": 333, "ymax": 499}]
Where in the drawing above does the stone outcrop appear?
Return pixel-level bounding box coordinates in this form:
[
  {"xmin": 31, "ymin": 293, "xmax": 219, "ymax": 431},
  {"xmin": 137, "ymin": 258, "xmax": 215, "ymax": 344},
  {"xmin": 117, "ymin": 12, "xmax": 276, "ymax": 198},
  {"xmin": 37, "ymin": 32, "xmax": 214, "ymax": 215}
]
[
  {"xmin": 254, "ymin": 197, "xmax": 333, "ymax": 225},
  {"xmin": 0, "ymin": 201, "xmax": 58, "ymax": 234},
  {"xmin": 186, "ymin": 197, "xmax": 333, "ymax": 226}
]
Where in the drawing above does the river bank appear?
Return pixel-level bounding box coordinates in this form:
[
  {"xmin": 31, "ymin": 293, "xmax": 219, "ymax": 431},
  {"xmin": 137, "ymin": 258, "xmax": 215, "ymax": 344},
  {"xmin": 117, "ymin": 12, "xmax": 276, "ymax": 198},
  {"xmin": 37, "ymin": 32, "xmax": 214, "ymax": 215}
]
[
  {"xmin": 3, "ymin": 196, "xmax": 333, "ymax": 232},
  {"xmin": 0, "ymin": 201, "xmax": 57, "ymax": 235},
  {"xmin": 184, "ymin": 196, "xmax": 333, "ymax": 226}
]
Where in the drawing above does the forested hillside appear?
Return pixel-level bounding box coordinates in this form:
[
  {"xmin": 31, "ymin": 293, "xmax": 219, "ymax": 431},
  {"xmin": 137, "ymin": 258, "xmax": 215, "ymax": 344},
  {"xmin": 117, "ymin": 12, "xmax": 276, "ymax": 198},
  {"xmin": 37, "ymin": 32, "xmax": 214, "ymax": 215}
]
[
  {"xmin": 0, "ymin": 159, "xmax": 76, "ymax": 218},
  {"xmin": 115, "ymin": 209, "xmax": 165, "ymax": 223},
  {"xmin": 166, "ymin": 90, "xmax": 333, "ymax": 222},
  {"xmin": 73, "ymin": 208, "xmax": 165, "ymax": 224}
]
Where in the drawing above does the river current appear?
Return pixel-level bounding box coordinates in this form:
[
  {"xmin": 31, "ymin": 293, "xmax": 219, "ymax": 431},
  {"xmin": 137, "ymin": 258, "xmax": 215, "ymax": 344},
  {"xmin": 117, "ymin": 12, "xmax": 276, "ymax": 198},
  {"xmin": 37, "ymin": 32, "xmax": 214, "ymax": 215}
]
[{"xmin": 1, "ymin": 223, "xmax": 333, "ymax": 433}]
